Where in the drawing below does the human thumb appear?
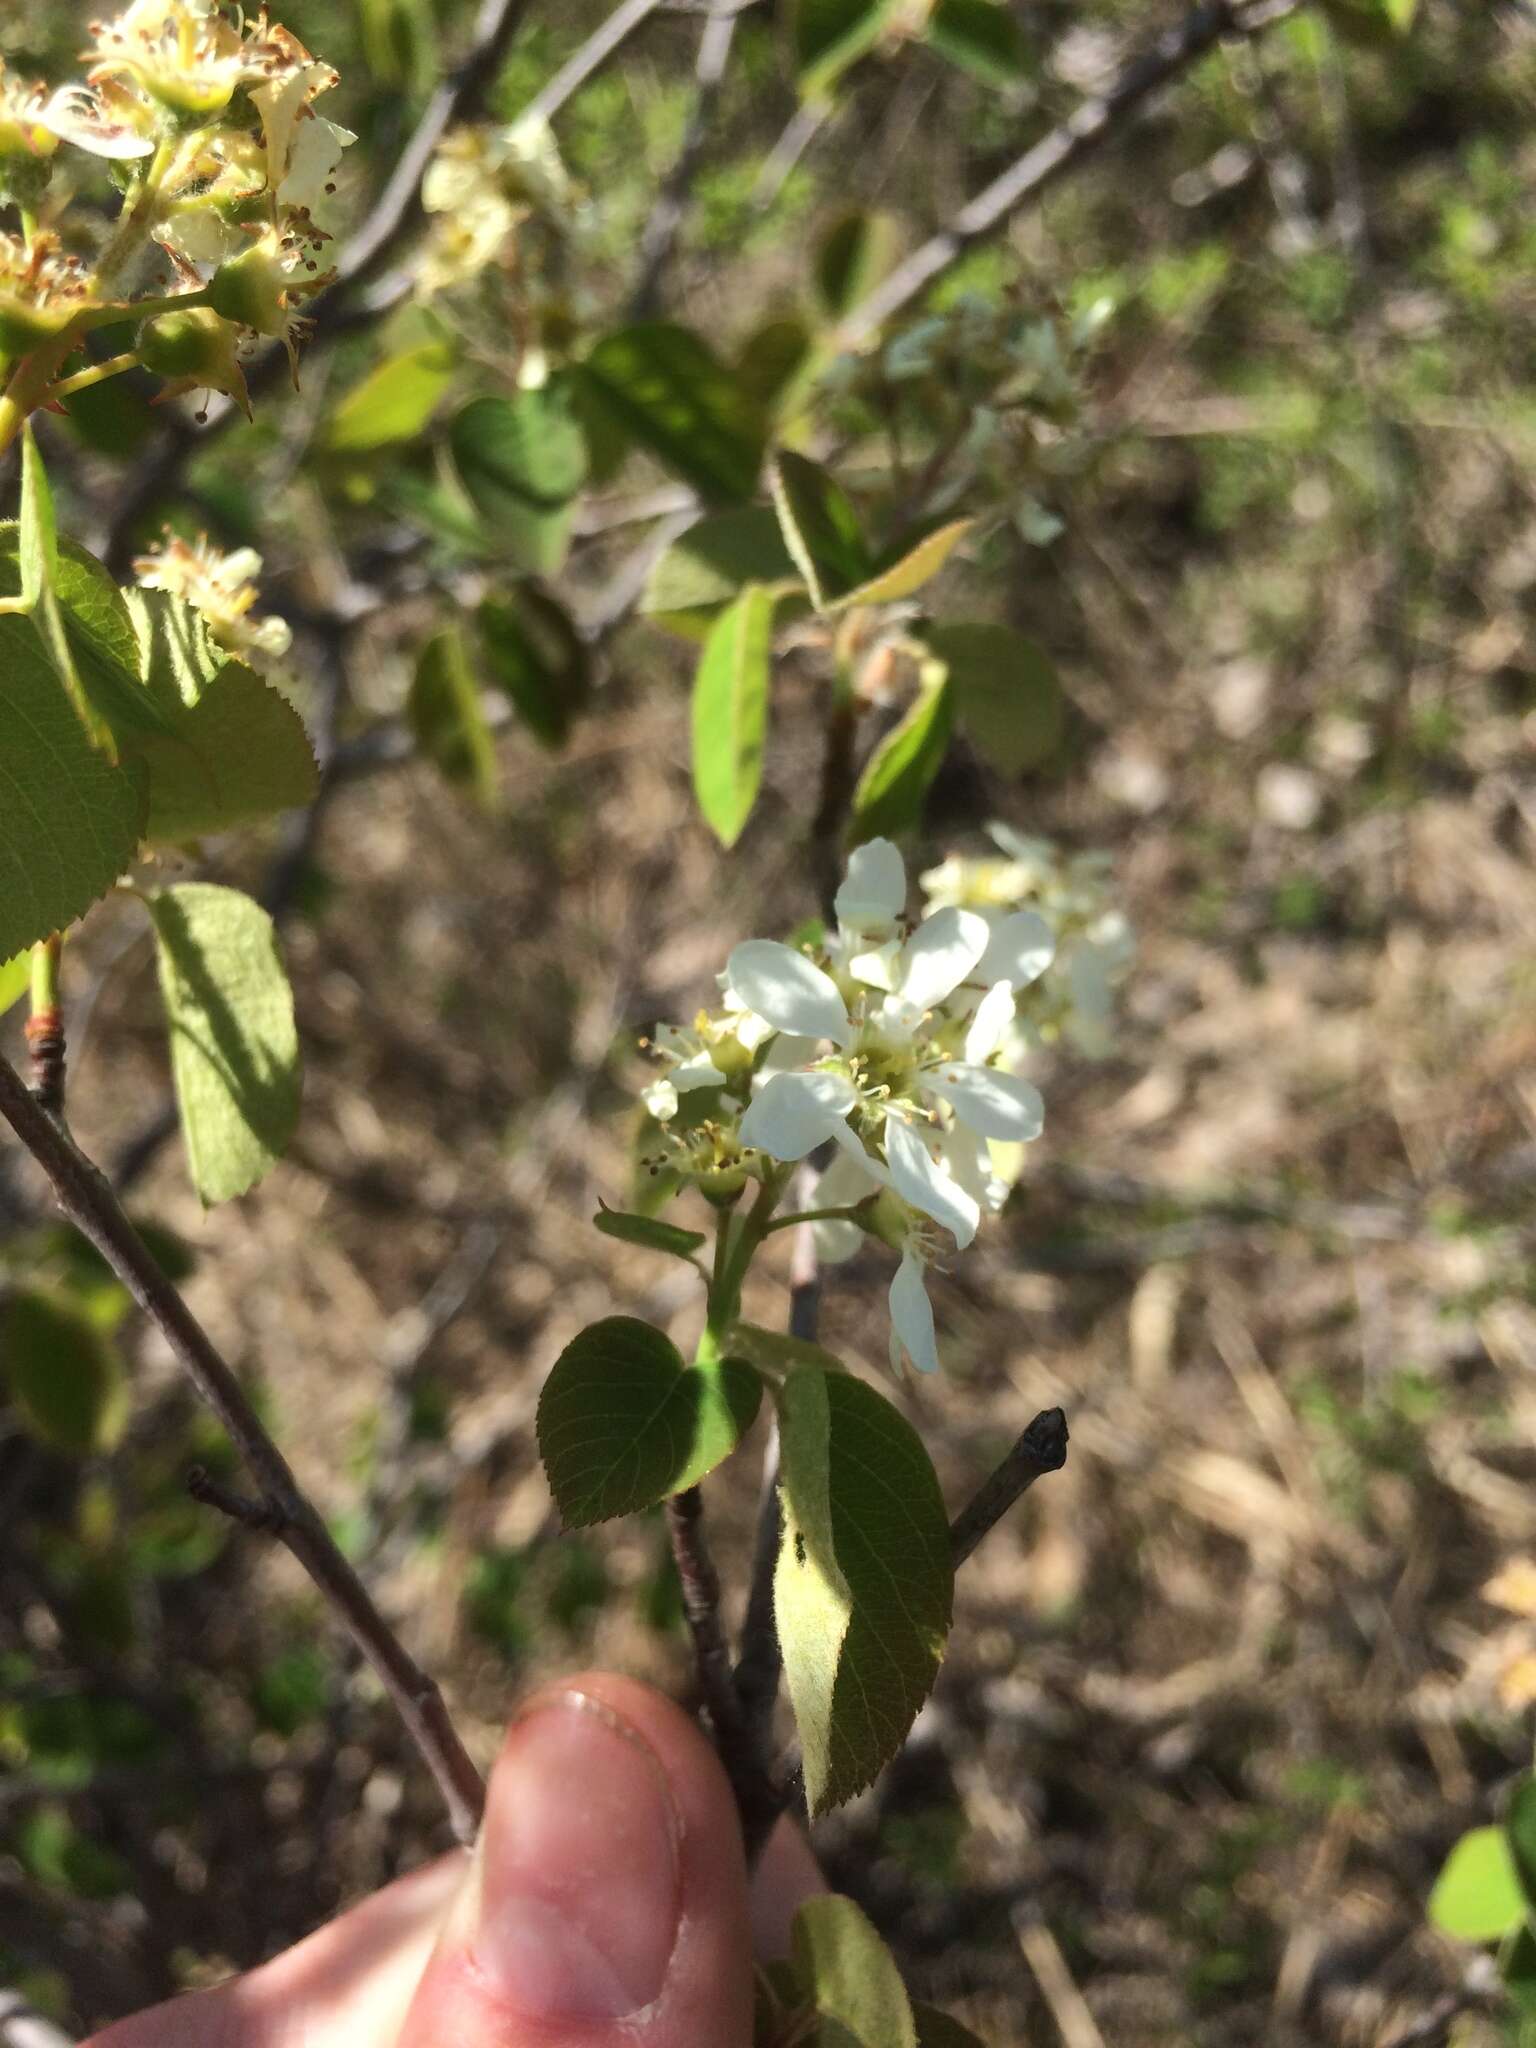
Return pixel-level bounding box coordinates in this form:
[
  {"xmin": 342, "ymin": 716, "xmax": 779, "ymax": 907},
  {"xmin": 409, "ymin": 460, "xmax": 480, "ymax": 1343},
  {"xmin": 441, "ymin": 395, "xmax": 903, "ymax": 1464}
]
[{"xmin": 396, "ymin": 1671, "xmax": 756, "ymax": 2048}]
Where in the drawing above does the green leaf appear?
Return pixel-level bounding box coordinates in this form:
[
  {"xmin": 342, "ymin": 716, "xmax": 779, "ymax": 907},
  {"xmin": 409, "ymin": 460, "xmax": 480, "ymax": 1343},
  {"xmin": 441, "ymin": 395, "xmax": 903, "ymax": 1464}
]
[
  {"xmin": 0, "ymin": 526, "xmax": 180, "ymax": 744},
  {"xmin": 0, "ymin": 613, "xmax": 145, "ymax": 958},
  {"xmin": 850, "ymin": 665, "xmax": 952, "ymax": 843},
  {"xmin": 321, "ymin": 341, "xmax": 455, "ymax": 453},
  {"xmin": 132, "ymin": 661, "xmax": 319, "ymax": 843},
  {"xmin": 775, "ymin": 1365, "xmax": 953, "ymax": 1813},
  {"xmin": 1506, "ymin": 1775, "xmax": 1536, "ymax": 1910},
  {"xmin": 813, "ymin": 210, "xmax": 895, "ymax": 323},
  {"xmin": 478, "ymin": 585, "xmax": 590, "ymax": 750},
  {"xmin": 692, "ymin": 584, "xmax": 775, "ymax": 847},
  {"xmin": 1428, "ymin": 1825, "xmax": 1526, "ymax": 1942},
  {"xmin": 20, "ymin": 424, "xmax": 58, "ymax": 611},
  {"xmin": 795, "ymin": 0, "xmax": 903, "ymax": 95},
  {"xmin": 926, "ymin": 0, "xmax": 1032, "ymax": 84},
  {"xmin": 792, "ymin": 1895, "xmax": 917, "ymax": 2048},
  {"xmin": 641, "ymin": 507, "xmax": 801, "ymax": 637},
  {"xmin": 729, "ymin": 1320, "xmax": 849, "ymax": 1380},
  {"xmin": 2, "ymin": 1289, "xmax": 128, "ymax": 1455},
  {"xmin": 769, "ymin": 452, "xmax": 872, "ymax": 611},
  {"xmin": 449, "ymin": 383, "xmax": 589, "ymax": 575},
  {"xmin": 581, "ymin": 325, "xmax": 766, "ymax": 504},
  {"xmin": 145, "ymin": 882, "xmax": 301, "ymax": 1205},
  {"xmin": 408, "ymin": 627, "xmax": 498, "ymax": 806},
  {"xmin": 736, "ymin": 318, "xmax": 814, "ymax": 413},
  {"xmin": 1503, "ymin": 1922, "xmax": 1536, "ymax": 2018},
  {"xmin": 537, "ymin": 1316, "xmax": 762, "ymax": 1527},
  {"xmin": 924, "ymin": 621, "xmax": 1062, "ymax": 774},
  {"xmin": 124, "ymin": 587, "xmax": 226, "ymax": 709},
  {"xmin": 831, "ymin": 518, "xmax": 971, "ymax": 612},
  {"xmin": 0, "ymin": 949, "xmax": 30, "ymax": 1016},
  {"xmin": 593, "ymin": 1204, "xmax": 708, "ymax": 1260}
]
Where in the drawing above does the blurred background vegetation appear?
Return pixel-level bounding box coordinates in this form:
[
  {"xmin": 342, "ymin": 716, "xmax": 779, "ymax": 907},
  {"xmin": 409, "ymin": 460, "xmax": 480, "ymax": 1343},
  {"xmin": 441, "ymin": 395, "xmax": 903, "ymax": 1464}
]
[{"xmin": 2, "ymin": 0, "xmax": 1536, "ymax": 2040}]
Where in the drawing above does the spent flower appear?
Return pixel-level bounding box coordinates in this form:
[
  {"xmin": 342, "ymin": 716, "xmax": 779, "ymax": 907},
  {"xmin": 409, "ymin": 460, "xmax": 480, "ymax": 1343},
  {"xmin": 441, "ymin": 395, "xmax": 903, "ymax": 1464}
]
[{"xmin": 134, "ymin": 532, "xmax": 292, "ymax": 670}]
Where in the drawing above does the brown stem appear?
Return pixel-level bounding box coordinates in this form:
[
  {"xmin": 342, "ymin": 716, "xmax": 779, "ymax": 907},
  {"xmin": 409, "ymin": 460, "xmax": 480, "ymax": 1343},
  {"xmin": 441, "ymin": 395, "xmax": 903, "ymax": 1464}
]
[
  {"xmin": 628, "ymin": 0, "xmax": 740, "ymax": 318},
  {"xmin": 810, "ymin": 697, "xmax": 859, "ymax": 922},
  {"xmin": 666, "ymin": 1487, "xmax": 784, "ymax": 1859},
  {"xmin": 0, "ymin": 1052, "xmax": 485, "ymax": 1847},
  {"xmin": 948, "ymin": 1408, "xmax": 1069, "ymax": 1568}
]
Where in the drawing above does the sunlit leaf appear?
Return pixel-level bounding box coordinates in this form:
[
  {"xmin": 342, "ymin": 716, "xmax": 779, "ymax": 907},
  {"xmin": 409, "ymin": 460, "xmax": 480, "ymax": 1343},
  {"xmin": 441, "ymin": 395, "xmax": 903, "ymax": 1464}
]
[
  {"xmin": 775, "ymin": 1364, "xmax": 952, "ymax": 1812},
  {"xmin": 321, "ymin": 341, "xmax": 455, "ymax": 454},
  {"xmin": 831, "ymin": 518, "xmax": 971, "ymax": 612},
  {"xmin": 692, "ymin": 583, "xmax": 775, "ymax": 846},
  {"xmin": 641, "ymin": 507, "xmax": 800, "ymax": 638},
  {"xmin": 769, "ymin": 452, "xmax": 871, "ymax": 611},
  {"xmin": 850, "ymin": 664, "xmax": 952, "ymax": 842},
  {"xmin": 793, "ymin": 1896, "xmax": 917, "ymax": 2048},
  {"xmin": 537, "ymin": 1317, "xmax": 762, "ymax": 1527},
  {"xmin": 145, "ymin": 882, "xmax": 301, "ymax": 1205},
  {"xmin": 1428, "ymin": 1826, "xmax": 1525, "ymax": 1943},
  {"xmin": 0, "ymin": 613, "xmax": 145, "ymax": 958}
]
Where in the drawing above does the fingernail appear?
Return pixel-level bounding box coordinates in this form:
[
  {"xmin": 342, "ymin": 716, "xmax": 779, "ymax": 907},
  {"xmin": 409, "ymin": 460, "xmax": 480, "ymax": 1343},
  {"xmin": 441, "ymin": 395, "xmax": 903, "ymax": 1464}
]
[{"xmin": 469, "ymin": 1690, "xmax": 683, "ymax": 2020}]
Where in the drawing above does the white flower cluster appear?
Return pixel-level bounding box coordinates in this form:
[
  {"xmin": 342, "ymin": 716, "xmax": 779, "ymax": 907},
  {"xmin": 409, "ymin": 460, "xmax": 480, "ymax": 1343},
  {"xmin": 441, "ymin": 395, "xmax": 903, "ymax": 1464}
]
[
  {"xmin": 920, "ymin": 823, "xmax": 1134, "ymax": 1061},
  {"xmin": 419, "ymin": 116, "xmax": 574, "ymax": 311},
  {"xmin": 134, "ymin": 532, "xmax": 292, "ymax": 673},
  {"xmin": 644, "ymin": 839, "xmax": 1056, "ymax": 1376},
  {"xmin": 0, "ymin": 3, "xmax": 351, "ymax": 395}
]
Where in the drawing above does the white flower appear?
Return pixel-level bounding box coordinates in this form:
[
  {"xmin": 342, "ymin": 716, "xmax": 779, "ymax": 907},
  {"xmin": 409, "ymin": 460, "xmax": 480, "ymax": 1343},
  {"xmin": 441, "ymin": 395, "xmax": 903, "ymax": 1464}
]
[
  {"xmin": 133, "ymin": 534, "xmax": 291, "ymax": 672},
  {"xmin": 730, "ymin": 839, "xmax": 1049, "ymax": 1250},
  {"xmin": 34, "ymin": 83, "xmax": 155, "ymax": 160}
]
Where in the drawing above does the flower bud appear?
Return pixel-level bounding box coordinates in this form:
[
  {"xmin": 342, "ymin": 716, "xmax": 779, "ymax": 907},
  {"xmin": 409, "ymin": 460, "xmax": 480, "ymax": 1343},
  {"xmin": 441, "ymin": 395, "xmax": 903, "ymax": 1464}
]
[{"xmin": 207, "ymin": 241, "xmax": 289, "ymax": 338}]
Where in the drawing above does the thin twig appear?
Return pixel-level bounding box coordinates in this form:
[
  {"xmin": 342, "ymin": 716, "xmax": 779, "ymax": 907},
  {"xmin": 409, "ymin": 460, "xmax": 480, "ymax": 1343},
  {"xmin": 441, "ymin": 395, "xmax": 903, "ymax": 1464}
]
[
  {"xmin": 0, "ymin": 1053, "xmax": 485, "ymax": 1847},
  {"xmin": 949, "ymin": 1408, "xmax": 1069, "ymax": 1568},
  {"xmin": 665, "ymin": 1487, "xmax": 785, "ymax": 1857},
  {"xmin": 629, "ymin": 0, "xmax": 740, "ymax": 318},
  {"xmin": 832, "ymin": 0, "xmax": 1299, "ymax": 353},
  {"xmin": 520, "ymin": 0, "xmax": 667, "ymax": 129}
]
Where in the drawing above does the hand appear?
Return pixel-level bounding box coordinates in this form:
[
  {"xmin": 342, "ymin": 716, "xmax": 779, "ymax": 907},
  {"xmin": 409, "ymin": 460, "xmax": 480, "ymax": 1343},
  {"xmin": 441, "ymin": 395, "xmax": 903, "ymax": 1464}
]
[{"xmin": 85, "ymin": 1672, "xmax": 823, "ymax": 2047}]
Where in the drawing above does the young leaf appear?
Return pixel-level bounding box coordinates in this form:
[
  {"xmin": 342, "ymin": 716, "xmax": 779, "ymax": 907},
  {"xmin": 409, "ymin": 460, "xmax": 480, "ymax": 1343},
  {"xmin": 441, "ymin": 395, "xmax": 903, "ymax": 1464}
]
[
  {"xmin": 795, "ymin": 0, "xmax": 903, "ymax": 96},
  {"xmin": 1427, "ymin": 1825, "xmax": 1525, "ymax": 1942},
  {"xmin": 813, "ymin": 209, "xmax": 895, "ymax": 323},
  {"xmin": 692, "ymin": 584, "xmax": 775, "ymax": 847},
  {"xmin": 132, "ymin": 661, "xmax": 319, "ymax": 843},
  {"xmin": 926, "ymin": 0, "xmax": 1032, "ymax": 84},
  {"xmin": 581, "ymin": 325, "xmax": 766, "ymax": 504},
  {"xmin": 593, "ymin": 1205, "xmax": 707, "ymax": 1259},
  {"xmin": 775, "ymin": 1364, "xmax": 953, "ymax": 1812},
  {"xmin": 914, "ymin": 2004, "xmax": 990, "ymax": 2047},
  {"xmin": 0, "ymin": 949, "xmax": 30, "ymax": 1017},
  {"xmin": 321, "ymin": 341, "xmax": 455, "ymax": 454},
  {"xmin": 0, "ymin": 613, "xmax": 145, "ymax": 959},
  {"xmin": 478, "ymin": 585, "xmax": 590, "ymax": 750},
  {"xmin": 729, "ymin": 1320, "xmax": 849, "ymax": 1380},
  {"xmin": 792, "ymin": 1896, "xmax": 917, "ymax": 2048},
  {"xmin": 830, "ymin": 517, "xmax": 971, "ymax": 612},
  {"xmin": 449, "ymin": 383, "xmax": 589, "ymax": 575},
  {"xmin": 850, "ymin": 664, "xmax": 953, "ymax": 843},
  {"xmin": 1503, "ymin": 1923, "xmax": 1536, "ymax": 2019},
  {"xmin": 641, "ymin": 507, "xmax": 800, "ymax": 637},
  {"xmin": 20, "ymin": 424, "xmax": 59, "ymax": 611},
  {"xmin": 769, "ymin": 452, "xmax": 872, "ymax": 611},
  {"xmin": 409, "ymin": 628, "xmax": 499, "ymax": 807},
  {"xmin": 536, "ymin": 1316, "xmax": 762, "ymax": 1527},
  {"xmin": 145, "ymin": 883, "xmax": 301, "ymax": 1205},
  {"xmin": 925, "ymin": 621, "xmax": 1063, "ymax": 774},
  {"xmin": 3, "ymin": 1289, "xmax": 129, "ymax": 1455}
]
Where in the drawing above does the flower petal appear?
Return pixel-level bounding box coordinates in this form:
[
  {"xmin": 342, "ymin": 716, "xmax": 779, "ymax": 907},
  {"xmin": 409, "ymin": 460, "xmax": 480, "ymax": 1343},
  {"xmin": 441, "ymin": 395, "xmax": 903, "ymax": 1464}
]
[
  {"xmin": 897, "ymin": 906, "xmax": 989, "ymax": 1011},
  {"xmin": 978, "ymin": 909, "xmax": 1055, "ymax": 990},
  {"xmin": 672, "ymin": 1052, "xmax": 727, "ymax": 1091},
  {"xmin": 889, "ymin": 1248, "xmax": 940, "ymax": 1375},
  {"xmin": 643, "ymin": 1078, "xmax": 678, "ymax": 1122},
  {"xmin": 725, "ymin": 941, "xmax": 851, "ymax": 1047},
  {"xmin": 963, "ymin": 980, "xmax": 1016, "ymax": 1065},
  {"xmin": 884, "ymin": 1114, "xmax": 979, "ymax": 1248},
  {"xmin": 740, "ymin": 1070, "xmax": 857, "ymax": 1161},
  {"xmin": 812, "ymin": 1149, "xmax": 882, "ymax": 1262},
  {"xmin": 924, "ymin": 1064, "xmax": 1044, "ymax": 1143},
  {"xmin": 834, "ymin": 838, "xmax": 906, "ymax": 931}
]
